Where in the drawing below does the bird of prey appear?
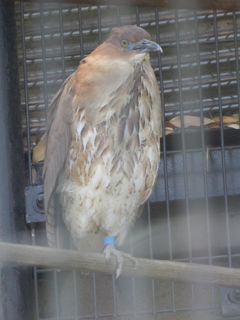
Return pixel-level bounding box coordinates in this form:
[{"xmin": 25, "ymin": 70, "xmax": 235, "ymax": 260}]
[{"xmin": 42, "ymin": 25, "xmax": 162, "ymax": 277}]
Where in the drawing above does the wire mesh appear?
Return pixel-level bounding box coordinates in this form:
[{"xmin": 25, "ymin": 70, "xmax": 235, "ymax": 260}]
[{"xmin": 15, "ymin": 2, "xmax": 240, "ymax": 319}]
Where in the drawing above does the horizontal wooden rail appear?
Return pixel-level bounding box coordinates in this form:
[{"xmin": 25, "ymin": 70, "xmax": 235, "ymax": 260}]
[{"xmin": 0, "ymin": 241, "xmax": 240, "ymax": 287}]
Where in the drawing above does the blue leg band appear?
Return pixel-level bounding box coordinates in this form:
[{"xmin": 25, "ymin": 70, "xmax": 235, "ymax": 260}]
[{"xmin": 104, "ymin": 236, "xmax": 115, "ymax": 245}]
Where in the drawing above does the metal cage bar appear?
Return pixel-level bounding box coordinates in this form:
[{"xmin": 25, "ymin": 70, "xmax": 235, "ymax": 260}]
[{"xmin": 213, "ymin": 10, "xmax": 232, "ymax": 268}]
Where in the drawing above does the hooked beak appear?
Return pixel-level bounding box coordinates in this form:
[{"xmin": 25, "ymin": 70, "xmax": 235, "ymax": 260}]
[{"xmin": 132, "ymin": 39, "xmax": 163, "ymax": 53}]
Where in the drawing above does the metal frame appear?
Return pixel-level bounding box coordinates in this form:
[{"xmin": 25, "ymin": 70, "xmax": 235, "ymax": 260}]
[{"xmin": 0, "ymin": 2, "xmax": 34, "ymax": 318}]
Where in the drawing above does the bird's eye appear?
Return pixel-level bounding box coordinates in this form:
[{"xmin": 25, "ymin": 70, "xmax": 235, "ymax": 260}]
[{"xmin": 120, "ymin": 39, "xmax": 129, "ymax": 47}]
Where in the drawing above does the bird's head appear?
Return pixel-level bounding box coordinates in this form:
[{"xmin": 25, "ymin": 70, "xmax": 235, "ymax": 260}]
[{"xmin": 98, "ymin": 25, "xmax": 163, "ymax": 61}]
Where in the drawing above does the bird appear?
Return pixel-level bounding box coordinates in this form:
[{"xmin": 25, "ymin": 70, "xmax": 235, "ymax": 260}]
[{"xmin": 41, "ymin": 25, "xmax": 162, "ymax": 278}]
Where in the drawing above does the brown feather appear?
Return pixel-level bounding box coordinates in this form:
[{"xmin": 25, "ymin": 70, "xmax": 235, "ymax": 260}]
[
  {"xmin": 127, "ymin": 118, "xmax": 134, "ymax": 136},
  {"xmin": 43, "ymin": 25, "xmax": 162, "ymax": 251},
  {"xmin": 33, "ymin": 133, "xmax": 46, "ymax": 162},
  {"xmin": 117, "ymin": 120, "xmax": 126, "ymax": 144},
  {"xmin": 43, "ymin": 74, "xmax": 75, "ymax": 247}
]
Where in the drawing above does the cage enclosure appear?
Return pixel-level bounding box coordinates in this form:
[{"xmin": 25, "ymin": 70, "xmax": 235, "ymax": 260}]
[{"xmin": 0, "ymin": 0, "xmax": 240, "ymax": 319}]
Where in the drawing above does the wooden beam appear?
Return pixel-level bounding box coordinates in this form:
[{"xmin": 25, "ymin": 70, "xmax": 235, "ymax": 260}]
[
  {"xmin": 0, "ymin": 241, "xmax": 240, "ymax": 287},
  {"xmin": 10, "ymin": 0, "xmax": 240, "ymax": 11}
]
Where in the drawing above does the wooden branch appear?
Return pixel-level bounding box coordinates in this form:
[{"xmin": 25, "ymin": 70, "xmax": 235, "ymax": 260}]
[
  {"xmin": 10, "ymin": 0, "xmax": 240, "ymax": 11},
  {"xmin": 0, "ymin": 241, "xmax": 240, "ymax": 287}
]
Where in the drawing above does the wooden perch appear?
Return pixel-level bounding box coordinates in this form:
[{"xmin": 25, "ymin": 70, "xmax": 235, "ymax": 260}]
[{"xmin": 0, "ymin": 241, "xmax": 240, "ymax": 287}]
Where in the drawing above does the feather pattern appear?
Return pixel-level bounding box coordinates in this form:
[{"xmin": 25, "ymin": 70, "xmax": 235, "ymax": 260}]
[{"xmin": 43, "ymin": 25, "xmax": 162, "ymax": 252}]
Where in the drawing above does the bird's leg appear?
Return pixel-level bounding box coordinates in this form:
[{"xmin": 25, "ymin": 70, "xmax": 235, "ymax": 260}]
[{"xmin": 103, "ymin": 236, "xmax": 139, "ymax": 278}]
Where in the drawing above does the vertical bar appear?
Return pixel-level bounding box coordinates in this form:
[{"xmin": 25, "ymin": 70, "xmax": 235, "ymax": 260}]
[
  {"xmin": 194, "ymin": 11, "xmax": 212, "ymax": 264},
  {"xmin": 135, "ymin": 7, "xmax": 140, "ymax": 26},
  {"xmin": 73, "ymin": 271, "xmax": 80, "ymax": 319},
  {"xmin": 146, "ymin": 201, "xmax": 153, "ymax": 258},
  {"xmin": 147, "ymin": 200, "xmax": 156, "ymax": 314},
  {"xmin": 155, "ymin": 7, "xmax": 175, "ymax": 313},
  {"xmin": 111, "ymin": 275, "xmax": 117, "ymax": 317},
  {"xmin": 78, "ymin": 5, "xmax": 84, "ymax": 60},
  {"xmin": 39, "ymin": 3, "xmax": 49, "ymax": 116},
  {"xmin": 212, "ymin": 286, "xmax": 216, "ymax": 309},
  {"xmin": 155, "ymin": 7, "xmax": 173, "ymax": 262},
  {"xmin": 95, "ymin": 8, "xmax": 101, "ymax": 318},
  {"xmin": 97, "ymin": 6, "xmax": 102, "ymax": 44},
  {"xmin": 233, "ymin": 12, "xmax": 240, "ymax": 117},
  {"xmin": 20, "ymin": 2, "xmax": 32, "ymax": 184},
  {"xmin": 213, "ymin": 11, "xmax": 232, "ymax": 268},
  {"xmin": 59, "ymin": 3, "xmax": 66, "ymax": 80},
  {"xmin": 233, "ymin": 20, "xmax": 240, "ymax": 291},
  {"xmin": 92, "ymin": 273, "xmax": 98, "ymax": 318},
  {"xmin": 194, "ymin": 9, "xmax": 215, "ymax": 311},
  {"xmin": 127, "ymin": 233, "xmax": 137, "ymax": 316},
  {"xmin": 132, "ymin": 277, "xmax": 137, "ymax": 315},
  {"xmin": 31, "ymin": 228, "xmax": 40, "ymax": 319},
  {"xmin": 175, "ymin": 10, "xmax": 195, "ymax": 312},
  {"xmin": 174, "ymin": 10, "xmax": 192, "ymax": 263},
  {"xmin": 171, "ymin": 282, "xmax": 176, "ymax": 312},
  {"xmin": 191, "ymin": 284, "xmax": 195, "ymax": 311},
  {"xmin": 134, "ymin": 10, "xmax": 142, "ymax": 316},
  {"xmin": 116, "ymin": 7, "xmax": 121, "ymax": 27},
  {"xmin": 53, "ymin": 270, "xmax": 60, "ymax": 319},
  {"xmin": 77, "ymin": 8, "xmax": 84, "ymax": 317}
]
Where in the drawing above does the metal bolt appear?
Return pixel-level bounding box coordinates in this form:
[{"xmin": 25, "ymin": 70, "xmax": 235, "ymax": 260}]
[{"xmin": 36, "ymin": 192, "xmax": 44, "ymax": 210}]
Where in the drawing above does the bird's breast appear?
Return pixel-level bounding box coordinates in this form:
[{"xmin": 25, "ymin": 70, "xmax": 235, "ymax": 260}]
[
  {"xmin": 67, "ymin": 60, "xmax": 161, "ymax": 186},
  {"xmin": 57, "ymin": 60, "xmax": 161, "ymax": 245},
  {"xmin": 73, "ymin": 59, "xmax": 161, "ymax": 142}
]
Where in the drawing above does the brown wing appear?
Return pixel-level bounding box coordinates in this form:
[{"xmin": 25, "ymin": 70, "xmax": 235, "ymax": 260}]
[{"xmin": 43, "ymin": 73, "xmax": 75, "ymax": 247}]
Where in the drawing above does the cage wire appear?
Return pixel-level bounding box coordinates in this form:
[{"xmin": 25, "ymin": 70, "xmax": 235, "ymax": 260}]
[{"xmin": 15, "ymin": 2, "xmax": 240, "ymax": 319}]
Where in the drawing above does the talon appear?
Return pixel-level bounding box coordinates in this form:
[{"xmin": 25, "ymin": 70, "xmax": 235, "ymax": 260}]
[
  {"xmin": 105, "ymin": 250, "xmax": 111, "ymax": 263},
  {"xmin": 133, "ymin": 259, "xmax": 139, "ymax": 270},
  {"xmin": 103, "ymin": 243, "xmax": 138, "ymax": 277},
  {"xmin": 116, "ymin": 267, "xmax": 122, "ymax": 279}
]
